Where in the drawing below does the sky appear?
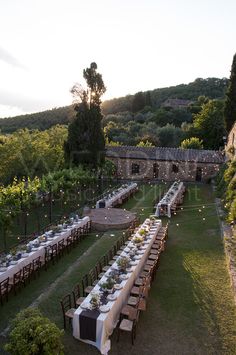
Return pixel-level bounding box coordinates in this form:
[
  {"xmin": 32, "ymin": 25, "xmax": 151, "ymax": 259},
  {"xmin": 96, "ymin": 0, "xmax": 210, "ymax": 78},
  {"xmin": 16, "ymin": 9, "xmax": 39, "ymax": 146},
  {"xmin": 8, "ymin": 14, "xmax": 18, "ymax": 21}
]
[{"xmin": 0, "ymin": 0, "xmax": 236, "ymax": 118}]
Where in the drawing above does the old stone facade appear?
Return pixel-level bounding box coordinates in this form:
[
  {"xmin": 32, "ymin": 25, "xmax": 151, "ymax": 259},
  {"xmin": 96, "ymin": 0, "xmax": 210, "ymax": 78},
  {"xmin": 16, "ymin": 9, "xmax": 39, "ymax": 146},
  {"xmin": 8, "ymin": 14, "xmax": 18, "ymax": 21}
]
[
  {"xmin": 106, "ymin": 146, "xmax": 224, "ymax": 182},
  {"xmin": 226, "ymin": 122, "xmax": 236, "ymax": 157}
]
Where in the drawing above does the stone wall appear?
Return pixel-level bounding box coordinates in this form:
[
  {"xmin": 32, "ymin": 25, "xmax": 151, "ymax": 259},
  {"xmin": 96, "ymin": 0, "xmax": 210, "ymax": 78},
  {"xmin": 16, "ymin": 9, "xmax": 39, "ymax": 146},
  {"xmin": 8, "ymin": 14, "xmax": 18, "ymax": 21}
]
[
  {"xmin": 107, "ymin": 157, "xmax": 221, "ymax": 182},
  {"xmin": 226, "ymin": 122, "xmax": 236, "ymax": 157}
]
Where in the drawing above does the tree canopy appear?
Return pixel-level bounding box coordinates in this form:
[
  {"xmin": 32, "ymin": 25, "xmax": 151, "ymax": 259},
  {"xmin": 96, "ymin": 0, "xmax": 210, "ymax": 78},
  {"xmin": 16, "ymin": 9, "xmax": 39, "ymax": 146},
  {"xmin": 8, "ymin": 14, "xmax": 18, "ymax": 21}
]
[
  {"xmin": 64, "ymin": 62, "xmax": 106, "ymax": 169},
  {"xmin": 193, "ymin": 100, "xmax": 225, "ymax": 150},
  {"xmin": 180, "ymin": 137, "xmax": 203, "ymax": 149},
  {"xmin": 224, "ymin": 53, "xmax": 236, "ymax": 132}
]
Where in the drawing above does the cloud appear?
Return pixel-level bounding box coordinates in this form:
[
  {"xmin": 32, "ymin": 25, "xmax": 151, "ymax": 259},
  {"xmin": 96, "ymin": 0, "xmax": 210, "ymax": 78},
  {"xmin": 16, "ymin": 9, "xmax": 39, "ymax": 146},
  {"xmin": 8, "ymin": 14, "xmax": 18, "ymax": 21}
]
[
  {"xmin": 0, "ymin": 46, "xmax": 26, "ymax": 69},
  {"xmin": 0, "ymin": 104, "xmax": 25, "ymax": 118}
]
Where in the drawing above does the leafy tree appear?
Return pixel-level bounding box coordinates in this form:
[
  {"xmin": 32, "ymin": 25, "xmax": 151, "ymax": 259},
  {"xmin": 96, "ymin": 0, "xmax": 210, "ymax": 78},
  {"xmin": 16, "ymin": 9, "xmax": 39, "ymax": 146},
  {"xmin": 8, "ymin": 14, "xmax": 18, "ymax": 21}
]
[
  {"xmin": 5, "ymin": 308, "xmax": 64, "ymax": 355},
  {"xmin": 132, "ymin": 92, "xmax": 145, "ymax": 113},
  {"xmin": 193, "ymin": 100, "xmax": 225, "ymax": 149},
  {"xmin": 180, "ymin": 137, "xmax": 203, "ymax": 149},
  {"xmin": 137, "ymin": 140, "xmax": 154, "ymax": 147},
  {"xmin": 224, "ymin": 53, "xmax": 236, "ymax": 132},
  {"xmin": 0, "ymin": 126, "xmax": 67, "ymax": 184},
  {"xmin": 65, "ymin": 62, "xmax": 106, "ymax": 169}
]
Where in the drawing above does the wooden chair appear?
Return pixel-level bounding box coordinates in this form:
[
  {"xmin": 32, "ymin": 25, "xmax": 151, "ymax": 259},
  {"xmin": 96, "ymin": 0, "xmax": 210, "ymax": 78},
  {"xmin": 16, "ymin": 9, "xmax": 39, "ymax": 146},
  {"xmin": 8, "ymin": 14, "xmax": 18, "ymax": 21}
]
[
  {"xmin": 117, "ymin": 307, "xmax": 139, "ymax": 345},
  {"xmin": 51, "ymin": 243, "xmax": 58, "ymax": 264},
  {"xmin": 72, "ymin": 284, "xmax": 86, "ymax": 308},
  {"xmin": 32, "ymin": 256, "xmax": 41, "ymax": 278},
  {"xmin": 60, "ymin": 294, "xmax": 76, "ymax": 329},
  {"xmin": 66, "ymin": 234, "xmax": 73, "ymax": 253},
  {"xmin": 11, "ymin": 270, "xmax": 23, "ymax": 295},
  {"xmin": 74, "ymin": 227, "xmax": 81, "ymax": 244},
  {"xmin": 89, "ymin": 268, "xmax": 99, "ymax": 287},
  {"xmin": 82, "ymin": 274, "xmax": 93, "ymax": 296},
  {"xmin": 22, "ymin": 263, "xmax": 32, "ymax": 286},
  {"xmin": 58, "ymin": 239, "xmax": 66, "ymax": 258},
  {"xmin": 44, "ymin": 245, "xmax": 52, "ymax": 270},
  {"xmin": 0, "ymin": 277, "xmax": 11, "ymax": 305},
  {"xmin": 127, "ymin": 286, "xmax": 143, "ymax": 307}
]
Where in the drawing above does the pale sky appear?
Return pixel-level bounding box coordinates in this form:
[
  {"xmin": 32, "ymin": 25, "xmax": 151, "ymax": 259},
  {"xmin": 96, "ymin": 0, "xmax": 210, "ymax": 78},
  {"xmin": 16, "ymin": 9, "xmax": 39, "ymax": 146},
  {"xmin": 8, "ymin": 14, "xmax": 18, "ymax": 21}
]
[{"xmin": 0, "ymin": 0, "xmax": 235, "ymax": 118}]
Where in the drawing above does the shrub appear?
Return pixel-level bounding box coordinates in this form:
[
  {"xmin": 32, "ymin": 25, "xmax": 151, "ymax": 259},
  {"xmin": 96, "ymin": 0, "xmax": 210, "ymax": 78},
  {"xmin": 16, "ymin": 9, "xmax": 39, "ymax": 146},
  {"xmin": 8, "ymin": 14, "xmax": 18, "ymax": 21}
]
[{"xmin": 5, "ymin": 308, "xmax": 64, "ymax": 355}]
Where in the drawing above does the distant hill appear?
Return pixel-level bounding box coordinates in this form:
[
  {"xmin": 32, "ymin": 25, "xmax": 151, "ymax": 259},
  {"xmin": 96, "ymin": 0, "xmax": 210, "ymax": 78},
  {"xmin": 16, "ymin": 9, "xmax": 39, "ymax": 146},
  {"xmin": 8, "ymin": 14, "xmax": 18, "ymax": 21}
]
[{"xmin": 0, "ymin": 77, "xmax": 229, "ymax": 133}]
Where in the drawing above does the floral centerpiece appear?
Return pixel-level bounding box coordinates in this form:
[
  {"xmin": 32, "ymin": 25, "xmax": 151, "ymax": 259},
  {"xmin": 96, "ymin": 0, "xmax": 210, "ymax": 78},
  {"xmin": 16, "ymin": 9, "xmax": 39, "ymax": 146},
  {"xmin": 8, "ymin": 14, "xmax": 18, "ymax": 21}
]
[
  {"xmin": 133, "ymin": 235, "xmax": 143, "ymax": 247},
  {"xmin": 117, "ymin": 256, "xmax": 130, "ymax": 272},
  {"xmin": 89, "ymin": 292, "xmax": 101, "ymax": 310},
  {"xmin": 99, "ymin": 276, "xmax": 116, "ymax": 293},
  {"xmin": 10, "ymin": 247, "xmax": 17, "ymax": 260}
]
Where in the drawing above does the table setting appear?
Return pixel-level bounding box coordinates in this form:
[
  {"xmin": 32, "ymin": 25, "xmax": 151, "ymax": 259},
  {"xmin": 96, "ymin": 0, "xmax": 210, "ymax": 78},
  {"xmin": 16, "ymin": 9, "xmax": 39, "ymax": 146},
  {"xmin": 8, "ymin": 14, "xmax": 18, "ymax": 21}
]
[
  {"xmin": 155, "ymin": 181, "xmax": 184, "ymax": 218},
  {"xmin": 0, "ymin": 216, "xmax": 90, "ymax": 283},
  {"xmin": 73, "ymin": 216, "xmax": 162, "ymax": 354},
  {"xmin": 96, "ymin": 183, "xmax": 138, "ymax": 209}
]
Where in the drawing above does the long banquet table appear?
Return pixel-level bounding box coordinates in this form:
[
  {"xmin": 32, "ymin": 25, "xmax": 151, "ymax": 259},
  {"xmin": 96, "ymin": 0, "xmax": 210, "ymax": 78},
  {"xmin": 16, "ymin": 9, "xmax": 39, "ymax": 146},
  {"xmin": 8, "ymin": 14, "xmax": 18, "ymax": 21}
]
[
  {"xmin": 96, "ymin": 183, "xmax": 138, "ymax": 209},
  {"xmin": 0, "ymin": 217, "xmax": 90, "ymax": 284},
  {"xmin": 155, "ymin": 181, "xmax": 184, "ymax": 218},
  {"xmin": 73, "ymin": 218, "xmax": 162, "ymax": 354}
]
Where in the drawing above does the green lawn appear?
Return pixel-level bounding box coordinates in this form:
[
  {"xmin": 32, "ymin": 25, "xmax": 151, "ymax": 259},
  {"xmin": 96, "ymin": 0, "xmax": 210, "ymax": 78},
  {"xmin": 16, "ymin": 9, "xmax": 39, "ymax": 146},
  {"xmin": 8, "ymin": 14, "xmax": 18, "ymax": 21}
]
[{"xmin": 1, "ymin": 183, "xmax": 236, "ymax": 354}]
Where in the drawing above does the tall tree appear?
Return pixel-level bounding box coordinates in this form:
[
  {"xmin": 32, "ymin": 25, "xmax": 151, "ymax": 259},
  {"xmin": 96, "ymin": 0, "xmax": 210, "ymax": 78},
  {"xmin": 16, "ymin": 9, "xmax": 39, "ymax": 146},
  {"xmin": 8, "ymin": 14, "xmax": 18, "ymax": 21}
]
[
  {"xmin": 64, "ymin": 62, "xmax": 106, "ymax": 168},
  {"xmin": 132, "ymin": 92, "xmax": 145, "ymax": 113},
  {"xmin": 224, "ymin": 53, "xmax": 236, "ymax": 132},
  {"xmin": 193, "ymin": 100, "xmax": 225, "ymax": 149}
]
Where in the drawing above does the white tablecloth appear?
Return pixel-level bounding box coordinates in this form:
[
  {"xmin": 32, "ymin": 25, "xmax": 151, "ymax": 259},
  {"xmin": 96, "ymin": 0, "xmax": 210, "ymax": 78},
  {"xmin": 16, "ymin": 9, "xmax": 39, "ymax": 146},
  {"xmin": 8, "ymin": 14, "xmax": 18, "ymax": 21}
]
[
  {"xmin": 73, "ymin": 218, "xmax": 162, "ymax": 354},
  {"xmin": 96, "ymin": 183, "xmax": 138, "ymax": 209},
  {"xmin": 0, "ymin": 217, "xmax": 90, "ymax": 283},
  {"xmin": 155, "ymin": 181, "xmax": 184, "ymax": 218}
]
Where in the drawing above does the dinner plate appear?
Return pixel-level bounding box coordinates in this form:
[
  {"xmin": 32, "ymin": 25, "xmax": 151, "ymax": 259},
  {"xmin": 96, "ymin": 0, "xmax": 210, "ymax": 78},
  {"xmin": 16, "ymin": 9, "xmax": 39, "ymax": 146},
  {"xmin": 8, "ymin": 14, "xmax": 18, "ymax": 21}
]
[
  {"xmin": 134, "ymin": 255, "xmax": 142, "ymax": 260},
  {"xmin": 22, "ymin": 253, "xmax": 29, "ymax": 258},
  {"xmin": 40, "ymin": 242, "xmax": 47, "ymax": 246},
  {"xmin": 130, "ymin": 260, "xmax": 138, "ymax": 266},
  {"xmin": 10, "ymin": 260, "xmax": 18, "ymax": 265},
  {"xmin": 0, "ymin": 267, "xmax": 7, "ymax": 272},
  {"xmin": 137, "ymin": 250, "xmax": 144, "ymax": 255},
  {"xmin": 114, "ymin": 284, "xmax": 123, "ymax": 290},
  {"xmin": 99, "ymin": 305, "xmax": 110, "ymax": 313},
  {"xmin": 107, "ymin": 294, "xmax": 117, "ymax": 301},
  {"xmin": 80, "ymin": 302, "xmax": 90, "ymax": 309},
  {"xmin": 31, "ymin": 247, "xmax": 39, "ymax": 251},
  {"xmin": 120, "ymin": 274, "xmax": 129, "ymax": 280}
]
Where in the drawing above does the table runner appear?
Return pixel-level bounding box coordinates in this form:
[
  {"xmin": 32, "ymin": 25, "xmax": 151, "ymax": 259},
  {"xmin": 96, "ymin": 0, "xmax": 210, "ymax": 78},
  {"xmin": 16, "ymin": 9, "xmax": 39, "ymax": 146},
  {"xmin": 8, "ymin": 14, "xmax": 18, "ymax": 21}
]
[{"xmin": 79, "ymin": 309, "xmax": 100, "ymax": 341}]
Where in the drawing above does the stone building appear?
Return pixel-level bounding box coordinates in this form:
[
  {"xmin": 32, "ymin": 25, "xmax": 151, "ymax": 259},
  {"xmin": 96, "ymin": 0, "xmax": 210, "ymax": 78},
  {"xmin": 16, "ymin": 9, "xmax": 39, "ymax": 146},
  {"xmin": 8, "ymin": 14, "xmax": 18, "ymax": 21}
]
[
  {"xmin": 106, "ymin": 146, "xmax": 224, "ymax": 182},
  {"xmin": 226, "ymin": 121, "xmax": 236, "ymax": 157}
]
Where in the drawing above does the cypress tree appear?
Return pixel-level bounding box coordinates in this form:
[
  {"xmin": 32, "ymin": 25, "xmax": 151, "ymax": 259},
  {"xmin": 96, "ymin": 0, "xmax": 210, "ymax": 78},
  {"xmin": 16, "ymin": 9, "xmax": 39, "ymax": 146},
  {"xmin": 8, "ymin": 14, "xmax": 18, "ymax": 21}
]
[
  {"xmin": 224, "ymin": 53, "xmax": 236, "ymax": 132},
  {"xmin": 64, "ymin": 62, "xmax": 106, "ymax": 169}
]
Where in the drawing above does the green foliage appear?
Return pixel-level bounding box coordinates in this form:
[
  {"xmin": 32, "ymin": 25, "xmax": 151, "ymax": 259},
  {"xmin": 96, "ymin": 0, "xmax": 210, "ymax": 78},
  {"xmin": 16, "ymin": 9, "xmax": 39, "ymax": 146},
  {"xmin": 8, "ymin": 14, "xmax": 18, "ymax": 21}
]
[
  {"xmin": 101, "ymin": 159, "xmax": 117, "ymax": 177},
  {"xmin": 0, "ymin": 126, "xmax": 67, "ymax": 184},
  {"xmin": 132, "ymin": 92, "xmax": 146, "ymax": 113},
  {"xmin": 216, "ymin": 160, "xmax": 236, "ymax": 222},
  {"xmin": 180, "ymin": 137, "xmax": 203, "ymax": 149},
  {"xmin": 0, "ymin": 106, "xmax": 74, "ymax": 133},
  {"xmin": 224, "ymin": 53, "xmax": 236, "ymax": 132},
  {"xmin": 5, "ymin": 308, "xmax": 64, "ymax": 355},
  {"xmin": 41, "ymin": 166, "xmax": 96, "ymax": 192},
  {"xmin": 102, "ymin": 77, "xmax": 228, "ymax": 114},
  {"xmin": 193, "ymin": 100, "xmax": 225, "ymax": 149},
  {"xmin": 137, "ymin": 140, "xmax": 155, "ymax": 147},
  {"xmin": 65, "ymin": 63, "xmax": 106, "ymax": 169}
]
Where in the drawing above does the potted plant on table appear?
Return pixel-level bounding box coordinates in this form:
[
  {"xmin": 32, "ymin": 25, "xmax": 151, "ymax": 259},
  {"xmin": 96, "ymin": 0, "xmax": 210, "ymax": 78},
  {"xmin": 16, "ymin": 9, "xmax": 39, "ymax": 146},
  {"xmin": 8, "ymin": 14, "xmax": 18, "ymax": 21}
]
[
  {"xmin": 90, "ymin": 292, "xmax": 101, "ymax": 310},
  {"xmin": 117, "ymin": 256, "xmax": 130, "ymax": 273}
]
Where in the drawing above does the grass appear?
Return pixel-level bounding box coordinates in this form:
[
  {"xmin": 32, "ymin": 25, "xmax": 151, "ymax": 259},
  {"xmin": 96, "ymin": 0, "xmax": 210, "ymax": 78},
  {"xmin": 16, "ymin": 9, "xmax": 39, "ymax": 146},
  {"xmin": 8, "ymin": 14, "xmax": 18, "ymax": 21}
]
[{"xmin": 1, "ymin": 183, "xmax": 236, "ymax": 354}]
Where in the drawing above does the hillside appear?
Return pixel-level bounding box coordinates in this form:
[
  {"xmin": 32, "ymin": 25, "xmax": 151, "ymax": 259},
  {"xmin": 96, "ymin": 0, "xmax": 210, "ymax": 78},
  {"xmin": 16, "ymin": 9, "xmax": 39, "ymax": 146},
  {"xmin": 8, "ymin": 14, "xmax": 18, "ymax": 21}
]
[{"xmin": 0, "ymin": 77, "xmax": 228, "ymax": 134}]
